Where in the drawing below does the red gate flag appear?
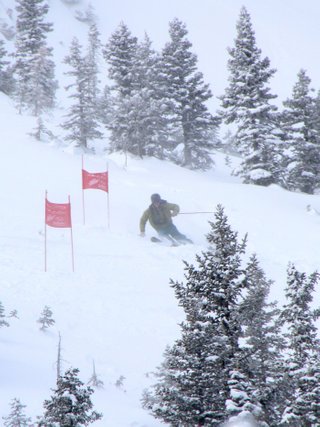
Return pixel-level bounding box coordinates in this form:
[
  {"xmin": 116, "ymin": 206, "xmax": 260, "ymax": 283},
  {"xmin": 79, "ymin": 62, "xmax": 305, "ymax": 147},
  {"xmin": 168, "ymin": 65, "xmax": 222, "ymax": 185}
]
[
  {"xmin": 44, "ymin": 193, "xmax": 74, "ymax": 272},
  {"xmin": 82, "ymin": 169, "xmax": 108, "ymax": 192},
  {"xmin": 45, "ymin": 198, "xmax": 72, "ymax": 228}
]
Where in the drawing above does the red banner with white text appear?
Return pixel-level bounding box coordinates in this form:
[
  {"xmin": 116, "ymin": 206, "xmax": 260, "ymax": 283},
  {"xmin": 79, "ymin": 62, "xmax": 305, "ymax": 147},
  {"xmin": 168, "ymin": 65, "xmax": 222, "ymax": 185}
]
[
  {"xmin": 45, "ymin": 199, "xmax": 72, "ymax": 228},
  {"xmin": 82, "ymin": 169, "xmax": 108, "ymax": 192}
]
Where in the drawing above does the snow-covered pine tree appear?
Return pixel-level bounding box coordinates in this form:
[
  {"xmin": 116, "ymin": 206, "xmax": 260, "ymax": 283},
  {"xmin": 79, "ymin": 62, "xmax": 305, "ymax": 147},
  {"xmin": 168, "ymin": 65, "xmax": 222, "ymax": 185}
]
[
  {"xmin": 8, "ymin": 309, "xmax": 19, "ymax": 319},
  {"xmin": 88, "ymin": 360, "xmax": 104, "ymax": 389},
  {"xmin": 0, "ymin": 301, "xmax": 9, "ymax": 327},
  {"xmin": 241, "ymin": 254, "xmax": 286, "ymax": 427},
  {"xmin": 29, "ymin": 45, "xmax": 57, "ymax": 116},
  {"xmin": 280, "ymin": 69, "xmax": 320, "ymax": 194},
  {"xmin": 280, "ymin": 264, "xmax": 320, "ymax": 426},
  {"xmin": 86, "ymin": 22, "xmax": 101, "ymax": 110},
  {"xmin": 62, "ymin": 37, "xmax": 103, "ymax": 150},
  {"xmin": 3, "ymin": 397, "xmax": 32, "ymax": 427},
  {"xmin": 221, "ymin": 129, "xmax": 239, "ymax": 157},
  {"xmin": 103, "ymin": 21, "xmax": 137, "ymax": 98},
  {"xmin": 84, "ymin": 22, "xmax": 104, "ymax": 152},
  {"xmin": 126, "ymin": 33, "xmax": 171, "ymax": 159},
  {"xmin": 38, "ymin": 368, "xmax": 102, "ymax": 426},
  {"xmin": 226, "ymin": 369, "xmax": 262, "ymax": 426},
  {"xmin": 14, "ymin": 0, "xmax": 56, "ymax": 115},
  {"xmin": 37, "ymin": 305, "xmax": 55, "ymax": 331},
  {"xmin": 0, "ymin": 39, "xmax": 15, "ymax": 95},
  {"xmin": 312, "ymin": 89, "xmax": 320, "ymax": 136},
  {"xmin": 115, "ymin": 375, "xmax": 126, "ymax": 390},
  {"xmin": 29, "ymin": 116, "xmax": 56, "ymax": 142},
  {"xmin": 143, "ymin": 205, "xmax": 264, "ymax": 426},
  {"xmin": 102, "ymin": 22, "xmax": 140, "ymax": 155},
  {"xmin": 293, "ymin": 355, "xmax": 320, "ymax": 427},
  {"xmin": 161, "ymin": 18, "xmax": 216, "ymax": 170},
  {"xmin": 98, "ymin": 84, "xmax": 113, "ymax": 129},
  {"xmin": 220, "ymin": 6, "xmax": 279, "ymax": 186}
]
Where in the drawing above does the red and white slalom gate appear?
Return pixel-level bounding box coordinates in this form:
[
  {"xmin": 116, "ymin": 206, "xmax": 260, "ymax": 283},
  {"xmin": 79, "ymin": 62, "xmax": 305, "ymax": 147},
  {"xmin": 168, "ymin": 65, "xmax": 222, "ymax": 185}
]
[
  {"xmin": 81, "ymin": 156, "xmax": 110, "ymax": 228},
  {"xmin": 44, "ymin": 191, "xmax": 74, "ymax": 272}
]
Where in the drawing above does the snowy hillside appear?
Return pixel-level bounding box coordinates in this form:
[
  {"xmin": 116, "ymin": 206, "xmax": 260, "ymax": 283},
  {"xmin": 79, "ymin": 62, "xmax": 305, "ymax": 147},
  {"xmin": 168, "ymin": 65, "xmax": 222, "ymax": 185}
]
[
  {"xmin": 2, "ymin": 1, "xmax": 320, "ymax": 426},
  {"xmin": 1, "ymin": 90, "xmax": 320, "ymax": 426}
]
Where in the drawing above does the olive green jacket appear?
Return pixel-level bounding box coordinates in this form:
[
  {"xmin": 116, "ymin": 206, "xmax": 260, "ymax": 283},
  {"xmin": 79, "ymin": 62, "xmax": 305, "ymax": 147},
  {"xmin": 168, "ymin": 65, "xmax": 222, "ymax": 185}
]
[{"xmin": 140, "ymin": 201, "xmax": 180, "ymax": 232}]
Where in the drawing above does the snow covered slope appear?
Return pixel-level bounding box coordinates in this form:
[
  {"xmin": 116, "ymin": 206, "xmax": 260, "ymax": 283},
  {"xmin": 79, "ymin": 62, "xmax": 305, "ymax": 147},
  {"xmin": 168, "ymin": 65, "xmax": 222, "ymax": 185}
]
[
  {"xmin": 2, "ymin": 1, "xmax": 320, "ymax": 425},
  {"xmin": 1, "ymin": 91, "xmax": 320, "ymax": 425}
]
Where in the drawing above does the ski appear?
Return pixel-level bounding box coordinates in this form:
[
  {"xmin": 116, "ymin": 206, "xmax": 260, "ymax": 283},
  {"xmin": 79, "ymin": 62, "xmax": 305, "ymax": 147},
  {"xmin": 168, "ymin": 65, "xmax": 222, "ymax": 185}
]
[
  {"xmin": 150, "ymin": 236, "xmax": 193, "ymax": 246},
  {"xmin": 150, "ymin": 236, "xmax": 180, "ymax": 247}
]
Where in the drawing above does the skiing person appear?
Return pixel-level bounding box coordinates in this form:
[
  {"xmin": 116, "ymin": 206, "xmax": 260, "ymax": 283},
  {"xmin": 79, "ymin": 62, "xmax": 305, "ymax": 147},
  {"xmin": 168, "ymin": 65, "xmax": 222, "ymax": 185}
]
[{"xmin": 139, "ymin": 193, "xmax": 192, "ymax": 243}]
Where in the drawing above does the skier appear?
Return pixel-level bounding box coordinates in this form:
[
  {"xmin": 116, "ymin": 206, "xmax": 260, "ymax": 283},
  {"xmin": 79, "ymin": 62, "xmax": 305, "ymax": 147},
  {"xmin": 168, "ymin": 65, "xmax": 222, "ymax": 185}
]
[{"xmin": 139, "ymin": 193, "xmax": 192, "ymax": 244}]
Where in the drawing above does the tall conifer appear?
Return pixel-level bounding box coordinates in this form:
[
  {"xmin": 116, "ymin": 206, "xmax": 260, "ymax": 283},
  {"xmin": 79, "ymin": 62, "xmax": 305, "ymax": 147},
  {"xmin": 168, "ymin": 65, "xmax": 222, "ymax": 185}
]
[
  {"xmin": 62, "ymin": 37, "xmax": 103, "ymax": 149},
  {"xmin": 102, "ymin": 22, "xmax": 138, "ymax": 154},
  {"xmin": 280, "ymin": 264, "xmax": 320, "ymax": 426},
  {"xmin": 280, "ymin": 69, "xmax": 320, "ymax": 194},
  {"xmin": 241, "ymin": 255, "xmax": 286, "ymax": 426},
  {"xmin": 3, "ymin": 398, "xmax": 32, "ymax": 427},
  {"xmin": 161, "ymin": 18, "xmax": 216, "ymax": 170},
  {"xmin": 39, "ymin": 368, "xmax": 102, "ymax": 426},
  {"xmin": 220, "ymin": 7, "xmax": 279, "ymax": 186},
  {"xmin": 0, "ymin": 39, "xmax": 15, "ymax": 95},
  {"xmin": 143, "ymin": 206, "xmax": 264, "ymax": 426},
  {"xmin": 14, "ymin": 0, "xmax": 56, "ymax": 114}
]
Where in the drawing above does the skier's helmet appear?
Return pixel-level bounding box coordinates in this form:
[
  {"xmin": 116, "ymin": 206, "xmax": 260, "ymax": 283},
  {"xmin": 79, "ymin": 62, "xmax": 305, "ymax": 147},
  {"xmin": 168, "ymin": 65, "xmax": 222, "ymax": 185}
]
[{"xmin": 151, "ymin": 193, "xmax": 161, "ymax": 203}]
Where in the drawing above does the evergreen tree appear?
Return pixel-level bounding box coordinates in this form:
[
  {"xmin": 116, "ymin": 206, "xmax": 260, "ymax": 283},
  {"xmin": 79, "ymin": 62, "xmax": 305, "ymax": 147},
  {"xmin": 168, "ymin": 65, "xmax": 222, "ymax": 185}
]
[
  {"xmin": 161, "ymin": 18, "xmax": 216, "ymax": 170},
  {"xmin": 84, "ymin": 22, "xmax": 104, "ymax": 151},
  {"xmin": 280, "ymin": 69, "xmax": 320, "ymax": 194},
  {"xmin": 107, "ymin": 89, "xmax": 156, "ymax": 158},
  {"xmin": 226, "ymin": 369, "xmax": 262, "ymax": 426},
  {"xmin": 127, "ymin": 33, "xmax": 171, "ymax": 159},
  {"xmin": 103, "ymin": 22, "xmax": 137, "ymax": 98},
  {"xmin": 241, "ymin": 254, "xmax": 286, "ymax": 426},
  {"xmin": 220, "ymin": 6, "xmax": 279, "ymax": 186},
  {"xmin": 62, "ymin": 37, "xmax": 103, "ymax": 150},
  {"xmin": 98, "ymin": 84, "xmax": 113, "ymax": 129},
  {"xmin": 3, "ymin": 398, "xmax": 32, "ymax": 427},
  {"xmin": 312, "ymin": 89, "xmax": 320, "ymax": 136},
  {"xmin": 143, "ymin": 205, "xmax": 264, "ymax": 426},
  {"xmin": 38, "ymin": 368, "xmax": 102, "ymax": 426},
  {"xmin": 102, "ymin": 22, "xmax": 139, "ymax": 155},
  {"xmin": 29, "ymin": 117, "xmax": 56, "ymax": 142},
  {"xmin": 0, "ymin": 39, "xmax": 15, "ymax": 95},
  {"xmin": 221, "ymin": 129, "xmax": 239, "ymax": 156},
  {"xmin": 37, "ymin": 305, "xmax": 55, "ymax": 331},
  {"xmin": 29, "ymin": 45, "xmax": 57, "ymax": 116},
  {"xmin": 104, "ymin": 27, "xmax": 170, "ymax": 159},
  {"xmin": 280, "ymin": 264, "xmax": 320, "ymax": 426},
  {"xmin": 114, "ymin": 375, "xmax": 126, "ymax": 390},
  {"xmin": 8, "ymin": 309, "xmax": 19, "ymax": 319},
  {"xmin": 88, "ymin": 360, "xmax": 104, "ymax": 389},
  {"xmin": 86, "ymin": 23, "xmax": 101, "ymax": 109},
  {"xmin": 14, "ymin": 0, "xmax": 56, "ymax": 114},
  {"xmin": 0, "ymin": 301, "xmax": 9, "ymax": 327}
]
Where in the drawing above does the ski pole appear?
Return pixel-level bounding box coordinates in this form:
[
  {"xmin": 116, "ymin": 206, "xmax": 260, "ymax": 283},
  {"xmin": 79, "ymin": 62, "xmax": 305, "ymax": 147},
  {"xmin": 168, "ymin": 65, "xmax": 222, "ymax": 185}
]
[{"xmin": 178, "ymin": 211, "xmax": 214, "ymax": 215}]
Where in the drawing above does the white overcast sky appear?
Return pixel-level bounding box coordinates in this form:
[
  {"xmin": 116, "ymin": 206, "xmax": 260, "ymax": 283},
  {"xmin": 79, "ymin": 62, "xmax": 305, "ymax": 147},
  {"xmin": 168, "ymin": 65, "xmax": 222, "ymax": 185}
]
[{"xmin": 91, "ymin": 0, "xmax": 320, "ymax": 108}]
